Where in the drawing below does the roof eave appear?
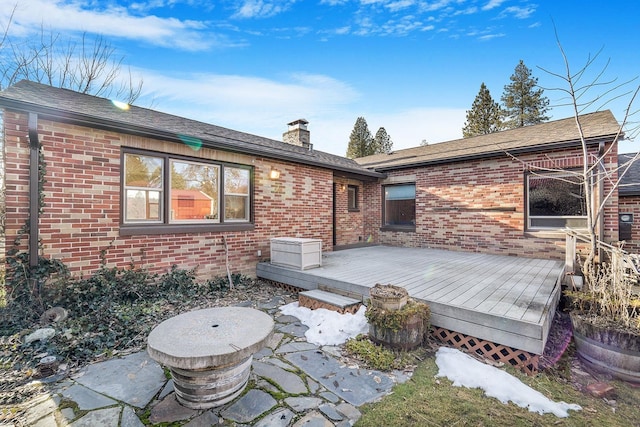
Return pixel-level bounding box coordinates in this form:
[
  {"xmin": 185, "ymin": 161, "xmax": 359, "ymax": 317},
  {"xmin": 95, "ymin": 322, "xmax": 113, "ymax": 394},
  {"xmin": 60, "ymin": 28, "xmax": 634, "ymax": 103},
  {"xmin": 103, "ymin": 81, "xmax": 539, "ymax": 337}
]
[
  {"xmin": 0, "ymin": 98, "xmax": 384, "ymax": 180},
  {"xmin": 366, "ymin": 136, "xmax": 618, "ymax": 172}
]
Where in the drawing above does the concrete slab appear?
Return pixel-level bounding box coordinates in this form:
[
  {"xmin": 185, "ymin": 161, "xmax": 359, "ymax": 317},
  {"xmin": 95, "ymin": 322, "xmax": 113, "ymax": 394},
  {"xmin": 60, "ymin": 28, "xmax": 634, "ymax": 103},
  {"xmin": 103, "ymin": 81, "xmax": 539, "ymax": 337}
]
[
  {"xmin": 73, "ymin": 351, "xmax": 166, "ymax": 408},
  {"xmin": 147, "ymin": 307, "xmax": 274, "ymax": 369}
]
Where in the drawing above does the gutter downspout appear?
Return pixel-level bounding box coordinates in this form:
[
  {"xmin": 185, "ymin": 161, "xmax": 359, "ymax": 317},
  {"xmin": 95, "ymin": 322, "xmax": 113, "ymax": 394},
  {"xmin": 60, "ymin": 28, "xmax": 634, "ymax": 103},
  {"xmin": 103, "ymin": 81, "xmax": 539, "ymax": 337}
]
[{"xmin": 28, "ymin": 112, "xmax": 39, "ymax": 268}]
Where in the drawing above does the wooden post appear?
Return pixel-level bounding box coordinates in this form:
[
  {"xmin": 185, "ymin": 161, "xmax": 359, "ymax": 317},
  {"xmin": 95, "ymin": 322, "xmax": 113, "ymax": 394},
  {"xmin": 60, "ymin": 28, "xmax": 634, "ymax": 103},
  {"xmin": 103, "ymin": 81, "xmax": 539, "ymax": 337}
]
[{"xmin": 565, "ymin": 233, "xmax": 576, "ymax": 274}]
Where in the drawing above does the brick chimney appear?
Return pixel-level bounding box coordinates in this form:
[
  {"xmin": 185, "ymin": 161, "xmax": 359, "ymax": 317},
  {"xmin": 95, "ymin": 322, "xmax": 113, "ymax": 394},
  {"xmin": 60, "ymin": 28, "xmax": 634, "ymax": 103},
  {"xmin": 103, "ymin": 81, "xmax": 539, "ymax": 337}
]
[{"xmin": 283, "ymin": 119, "xmax": 311, "ymax": 149}]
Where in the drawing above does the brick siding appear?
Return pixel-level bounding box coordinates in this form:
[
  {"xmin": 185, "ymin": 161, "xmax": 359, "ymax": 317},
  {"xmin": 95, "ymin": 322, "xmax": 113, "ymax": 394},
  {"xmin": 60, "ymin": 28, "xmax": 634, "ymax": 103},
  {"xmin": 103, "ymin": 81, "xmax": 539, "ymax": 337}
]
[
  {"xmin": 618, "ymin": 195, "xmax": 640, "ymax": 253},
  {"xmin": 333, "ymin": 177, "xmax": 366, "ymax": 246},
  {"xmin": 3, "ymin": 112, "xmax": 336, "ymax": 280},
  {"xmin": 364, "ymin": 145, "xmax": 619, "ymax": 260}
]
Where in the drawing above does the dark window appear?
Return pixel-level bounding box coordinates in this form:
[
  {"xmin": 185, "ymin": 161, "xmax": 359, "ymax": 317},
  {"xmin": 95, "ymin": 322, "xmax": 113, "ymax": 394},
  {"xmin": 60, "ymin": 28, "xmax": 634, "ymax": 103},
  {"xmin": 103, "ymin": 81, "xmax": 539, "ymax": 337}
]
[
  {"xmin": 384, "ymin": 184, "xmax": 416, "ymax": 227},
  {"xmin": 347, "ymin": 185, "xmax": 358, "ymax": 210},
  {"xmin": 527, "ymin": 172, "xmax": 587, "ymax": 229}
]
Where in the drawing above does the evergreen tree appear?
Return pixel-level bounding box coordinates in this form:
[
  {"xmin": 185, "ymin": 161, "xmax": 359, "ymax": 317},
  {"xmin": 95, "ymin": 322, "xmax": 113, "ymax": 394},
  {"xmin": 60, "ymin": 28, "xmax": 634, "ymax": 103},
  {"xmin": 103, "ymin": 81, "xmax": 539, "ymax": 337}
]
[
  {"xmin": 346, "ymin": 117, "xmax": 374, "ymax": 158},
  {"xmin": 501, "ymin": 60, "xmax": 550, "ymax": 128},
  {"xmin": 462, "ymin": 83, "xmax": 504, "ymax": 138},
  {"xmin": 373, "ymin": 127, "xmax": 393, "ymax": 154}
]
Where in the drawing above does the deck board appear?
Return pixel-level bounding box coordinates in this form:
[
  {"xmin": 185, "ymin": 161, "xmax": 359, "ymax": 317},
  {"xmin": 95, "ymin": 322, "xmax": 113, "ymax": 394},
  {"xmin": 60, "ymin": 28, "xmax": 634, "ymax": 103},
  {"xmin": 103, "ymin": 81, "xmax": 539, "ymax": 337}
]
[{"xmin": 256, "ymin": 245, "xmax": 564, "ymax": 354}]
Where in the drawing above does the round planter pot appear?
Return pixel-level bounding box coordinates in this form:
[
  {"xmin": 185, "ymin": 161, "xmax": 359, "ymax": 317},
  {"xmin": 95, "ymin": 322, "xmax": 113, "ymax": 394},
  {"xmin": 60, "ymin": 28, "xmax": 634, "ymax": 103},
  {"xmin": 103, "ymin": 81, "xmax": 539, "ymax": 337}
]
[
  {"xmin": 370, "ymin": 284, "xmax": 409, "ymax": 311},
  {"xmin": 369, "ymin": 314, "xmax": 425, "ymax": 350},
  {"xmin": 570, "ymin": 313, "xmax": 640, "ymax": 384}
]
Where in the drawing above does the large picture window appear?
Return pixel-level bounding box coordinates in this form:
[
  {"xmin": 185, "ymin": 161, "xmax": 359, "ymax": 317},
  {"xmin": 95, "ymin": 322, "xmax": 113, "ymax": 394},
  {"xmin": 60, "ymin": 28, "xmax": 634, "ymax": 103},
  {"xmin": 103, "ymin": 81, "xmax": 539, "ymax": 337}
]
[
  {"xmin": 383, "ymin": 184, "xmax": 416, "ymax": 228},
  {"xmin": 527, "ymin": 172, "xmax": 587, "ymax": 229},
  {"xmin": 123, "ymin": 151, "xmax": 252, "ymax": 228},
  {"xmin": 169, "ymin": 160, "xmax": 219, "ymax": 221}
]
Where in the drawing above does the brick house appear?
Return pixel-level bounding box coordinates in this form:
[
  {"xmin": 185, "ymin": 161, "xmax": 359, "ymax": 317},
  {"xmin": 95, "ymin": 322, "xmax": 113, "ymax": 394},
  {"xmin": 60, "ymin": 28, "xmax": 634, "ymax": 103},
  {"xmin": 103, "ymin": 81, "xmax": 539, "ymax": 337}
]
[
  {"xmin": 355, "ymin": 111, "xmax": 623, "ymax": 260},
  {"xmin": 0, "ymin": 81, "xmax": 632, "ymax": 282},
  {"xmin": 618, "ymin": 153, "xmax": 640, "ymax": 253},
  {"xmin": 0, "ymin": 81, "xmax": 383, "ymax": 280}
]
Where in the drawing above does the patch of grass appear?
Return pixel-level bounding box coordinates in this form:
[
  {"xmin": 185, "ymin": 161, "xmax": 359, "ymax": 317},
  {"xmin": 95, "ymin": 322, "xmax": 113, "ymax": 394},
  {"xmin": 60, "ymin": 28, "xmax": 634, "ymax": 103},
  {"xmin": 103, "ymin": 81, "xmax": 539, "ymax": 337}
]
[
  {"xmin": 356, "ymin": 355, "xmax": 640, "ymax": 426},
  {"xmin": 344, "ymin": 335, "xmax": 426, "ymax": 371}
]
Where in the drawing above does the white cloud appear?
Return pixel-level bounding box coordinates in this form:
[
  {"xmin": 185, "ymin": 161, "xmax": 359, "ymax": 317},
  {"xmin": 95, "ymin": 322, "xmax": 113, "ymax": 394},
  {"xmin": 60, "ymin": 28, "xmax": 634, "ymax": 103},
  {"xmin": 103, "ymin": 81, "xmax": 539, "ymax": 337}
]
[
  {"xmin": 482, "ymin": 0, "xmax": 507, "ymax": 11},
  {"xmin": 0, "ymin": 0, "xmax": 217, "ymax": 51},
  {"xmin": 129, "ymin": 68, "xmax": 465, "ymax": 156},
  {"xmin": 386, "ymin": 0, "xmax": 416, "ymax": 13},
  {"xmin": 233, "ymin": 0, "xmax": 295, "ymax": 19},
  {"xmin": 500, "ymin": 6, "xmax": 536, "ymax": 19},
  {"xmin": 478, "ymin": 32, "xmax": 505, "ymax": 40}
]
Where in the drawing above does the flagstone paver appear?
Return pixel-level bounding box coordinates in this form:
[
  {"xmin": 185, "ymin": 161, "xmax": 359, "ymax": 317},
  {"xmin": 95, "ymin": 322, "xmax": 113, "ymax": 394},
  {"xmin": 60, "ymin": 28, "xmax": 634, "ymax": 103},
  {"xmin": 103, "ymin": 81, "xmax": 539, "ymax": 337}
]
[
  {"xmin": 252, "ymin": 360, "xmax": 308, "ymax": 394},
  {"xmin": 72, "ymin": 351, "xmax": 165, "ymax": 408},
  {"xmin": 61, "ymin": 384, "xmax": 117, "ymax": 410},
  {"xmin": 284, "ymin": 349, "xmax": 396, "ymax": 406},
  {"xmin": 220, "ymin": 389, "xmax": 277, "ymax": 423},
  {"xmin": 18, "ymin": 300, "xmax": 409, "ymax": 426},
  {"xmin": 70, "ymin": 407, "xmax": 121, "ymax": 427},
  {"xmin": 254, "ymin": 408, "xmax": 296, "ymax": 427}
]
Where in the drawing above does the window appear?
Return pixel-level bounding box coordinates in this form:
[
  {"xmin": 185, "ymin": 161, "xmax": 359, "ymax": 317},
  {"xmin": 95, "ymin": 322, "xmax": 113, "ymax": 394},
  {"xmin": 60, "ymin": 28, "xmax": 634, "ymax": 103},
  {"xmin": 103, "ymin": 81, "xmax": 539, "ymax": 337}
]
[
  {"xmin": 123, "ymin": 151, "xmax": 252, "ymax": 229},
  {"xmin": 224, "ymin": 167, "xmax": 250, "ymax": 221},
  {"xmin": 170, "ymin": 160, "xmax": 219, "ymax": 221},
  {"xmin": 347, "ymin": 185, "xmax": 358, "ymax": 211},
  {"xmin": 383, "ymin": 184, "xmax": 416, "ymax": 228},
  {"xmin": 527, "ymin": 172, "xmax": 587, "ymax": 229},
  {"xmin": 124, "ymin": 154, "xmax": 163, "ymax": 222}
]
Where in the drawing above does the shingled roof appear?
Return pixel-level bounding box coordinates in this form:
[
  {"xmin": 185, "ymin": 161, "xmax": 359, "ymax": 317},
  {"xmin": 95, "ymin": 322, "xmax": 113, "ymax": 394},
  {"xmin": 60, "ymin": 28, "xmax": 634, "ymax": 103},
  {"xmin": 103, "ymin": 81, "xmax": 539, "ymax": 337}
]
[
  {"xmin": 355, "ymin": 110, "xmax": 621, "ymax": 171},
  {"xmin": 0, "ymin": 80, "xmax": 383, "ymax": 179},
  {"xmin": 619, "ymin": 153, "xmax": 640, "ymax": 196}
]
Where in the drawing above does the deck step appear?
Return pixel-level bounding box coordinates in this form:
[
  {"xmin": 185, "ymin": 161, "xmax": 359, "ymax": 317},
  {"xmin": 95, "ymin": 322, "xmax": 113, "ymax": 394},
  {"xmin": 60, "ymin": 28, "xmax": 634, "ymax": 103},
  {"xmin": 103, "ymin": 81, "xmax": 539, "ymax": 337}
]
[{"xmin": 298, "ymin": 289, "xmax": 363, "ymax": 314}]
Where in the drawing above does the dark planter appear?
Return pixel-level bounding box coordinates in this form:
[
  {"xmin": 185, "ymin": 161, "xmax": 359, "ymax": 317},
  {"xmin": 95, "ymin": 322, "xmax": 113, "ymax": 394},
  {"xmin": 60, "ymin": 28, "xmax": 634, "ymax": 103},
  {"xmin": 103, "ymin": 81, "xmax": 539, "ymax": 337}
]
[
  {"xmin": 369, "ymin": 313, "xmax": 425, "ymax": 351},
  {"xmin": 570, "ymin": 312, "xmax": 640, "ymax": 383}
]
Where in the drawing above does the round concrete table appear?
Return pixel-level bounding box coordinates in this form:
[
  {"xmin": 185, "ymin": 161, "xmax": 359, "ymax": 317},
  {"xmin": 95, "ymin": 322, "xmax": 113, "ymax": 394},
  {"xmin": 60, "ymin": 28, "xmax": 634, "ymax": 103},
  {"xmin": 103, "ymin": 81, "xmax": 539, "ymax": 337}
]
[{"xmin": 147, "ymin": 307, "xmax": 274, "ymax": 409}]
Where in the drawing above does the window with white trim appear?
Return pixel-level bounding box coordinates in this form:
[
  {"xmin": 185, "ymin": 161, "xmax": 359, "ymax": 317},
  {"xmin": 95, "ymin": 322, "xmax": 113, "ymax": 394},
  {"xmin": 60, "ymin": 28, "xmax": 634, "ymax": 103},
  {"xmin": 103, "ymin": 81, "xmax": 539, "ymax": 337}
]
[
  {"xmin": 123, "ymin": 151, "xmax": 251, "ymax": 226},
  {"xmin": 527, "ymin": 171, "xmax": 587, "ymax": 229}
]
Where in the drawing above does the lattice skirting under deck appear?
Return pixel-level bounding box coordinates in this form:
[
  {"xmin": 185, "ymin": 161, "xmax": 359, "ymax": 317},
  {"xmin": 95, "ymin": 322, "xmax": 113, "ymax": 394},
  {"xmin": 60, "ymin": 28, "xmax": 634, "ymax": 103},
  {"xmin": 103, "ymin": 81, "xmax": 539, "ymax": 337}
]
[
  {"xmin": 431, "ymin": 326, "xmax": 540, "ymax": 375},
  {"xmin": 261, "ymin": 279, "xmax": 305, "ymax": 294}
]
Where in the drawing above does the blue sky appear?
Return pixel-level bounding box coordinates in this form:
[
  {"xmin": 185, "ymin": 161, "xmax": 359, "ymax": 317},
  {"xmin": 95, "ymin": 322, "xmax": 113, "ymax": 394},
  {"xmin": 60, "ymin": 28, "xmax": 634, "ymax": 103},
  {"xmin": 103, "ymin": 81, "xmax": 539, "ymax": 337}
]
[{"xmin": 2, "ymin": 1, "xmax": 639, "ymax": 155}]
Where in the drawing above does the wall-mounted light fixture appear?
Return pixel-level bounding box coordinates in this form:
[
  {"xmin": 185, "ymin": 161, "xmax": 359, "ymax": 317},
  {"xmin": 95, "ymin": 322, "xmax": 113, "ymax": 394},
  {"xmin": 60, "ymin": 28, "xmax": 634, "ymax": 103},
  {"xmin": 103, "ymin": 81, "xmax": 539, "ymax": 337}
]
[
  {"xmin": 340, "ymin": 184, "xmax": 346, "ymax": 191},
  {"xmin": 270, "ymin": 168, "xmax": 281, "ymax": 180}
]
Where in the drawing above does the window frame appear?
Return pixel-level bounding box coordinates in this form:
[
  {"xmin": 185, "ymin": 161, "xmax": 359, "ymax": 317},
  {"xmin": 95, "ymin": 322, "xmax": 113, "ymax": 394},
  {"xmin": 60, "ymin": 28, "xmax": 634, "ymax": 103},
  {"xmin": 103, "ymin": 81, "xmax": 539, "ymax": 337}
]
[
  {"xmin": 381, "ymin": 183, "xmax": 416, "ymax": 231},
  {"xmin": 347, "ymin": 185, "xmax": 359, "ymax": 211},
  {"xmin": 525, "ymin": 170, "xmax": 588, "ymax": 231},
  {"xmin": 120, "ymin": 148, "xmax": 254, "ymax": 235}
]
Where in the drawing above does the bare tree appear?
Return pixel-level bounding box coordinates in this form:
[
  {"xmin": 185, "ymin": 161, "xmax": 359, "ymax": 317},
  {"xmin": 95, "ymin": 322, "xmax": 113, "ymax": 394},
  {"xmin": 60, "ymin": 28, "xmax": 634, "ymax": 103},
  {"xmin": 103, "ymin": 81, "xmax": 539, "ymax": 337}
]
[
  {"xmin": 536, "ymin": 34, "xmax": 639, "ymax": 268},
  {"xmin": 0, "ymin": 6, "xmax": 143, "ymax": 103}
]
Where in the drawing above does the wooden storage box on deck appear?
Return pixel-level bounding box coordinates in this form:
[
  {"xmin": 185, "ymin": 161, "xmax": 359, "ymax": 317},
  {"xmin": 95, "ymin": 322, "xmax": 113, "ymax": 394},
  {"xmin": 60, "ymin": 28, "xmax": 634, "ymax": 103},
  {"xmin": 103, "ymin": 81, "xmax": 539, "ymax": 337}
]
[{"xmin": 270, "ymin": 238, "xmax": 322, "ymax": 270}]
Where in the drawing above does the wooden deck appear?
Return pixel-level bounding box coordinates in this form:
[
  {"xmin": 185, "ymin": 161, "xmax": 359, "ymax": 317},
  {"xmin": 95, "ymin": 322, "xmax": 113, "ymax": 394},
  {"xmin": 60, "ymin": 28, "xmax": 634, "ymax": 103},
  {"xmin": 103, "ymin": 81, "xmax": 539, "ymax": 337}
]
[{"xmin": 257, "ymin": 245, "xmax": 564, "ymax": 354}]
